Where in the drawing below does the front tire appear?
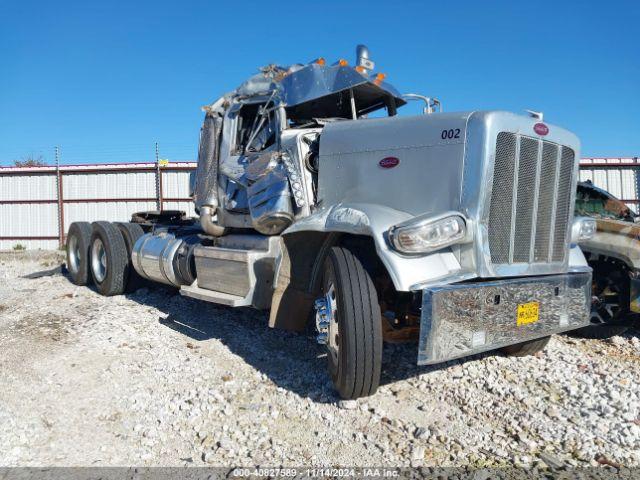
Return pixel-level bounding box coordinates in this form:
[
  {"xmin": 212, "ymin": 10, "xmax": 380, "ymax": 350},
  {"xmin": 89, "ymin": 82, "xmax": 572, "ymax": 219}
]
[
  {"xmin": 66, "ymin": 222, "xmax": 93, "ymax": 285},
  {"xmin": 90, "ymin": 222, "xmax": 128, "ymax": 296},
  {"xmin": 320, "ymin": 246, "xmax": 382, "ymax": 399}
]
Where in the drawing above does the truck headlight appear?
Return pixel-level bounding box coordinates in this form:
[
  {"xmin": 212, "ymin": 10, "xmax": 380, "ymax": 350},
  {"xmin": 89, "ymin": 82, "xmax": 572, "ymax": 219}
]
[
  {"xmin": 571, "ymin": 217, "xmax": 597, "ymax": 242},
  {"xmin": 389, "ymin": 214, "xmax": 467, "ymax": 254}
]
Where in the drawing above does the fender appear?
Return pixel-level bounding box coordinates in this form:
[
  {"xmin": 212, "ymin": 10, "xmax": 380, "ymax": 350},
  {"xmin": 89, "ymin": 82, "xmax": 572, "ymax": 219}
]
[{"xmin": 283, "ymin": 202, "xmax": 470, "ymax": 292}]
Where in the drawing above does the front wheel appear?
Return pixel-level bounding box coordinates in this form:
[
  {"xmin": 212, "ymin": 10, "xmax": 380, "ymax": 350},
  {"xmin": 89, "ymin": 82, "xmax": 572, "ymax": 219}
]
[{"xmin": 316, "ymin": 246, "xmax": 382, "ymax": 399}]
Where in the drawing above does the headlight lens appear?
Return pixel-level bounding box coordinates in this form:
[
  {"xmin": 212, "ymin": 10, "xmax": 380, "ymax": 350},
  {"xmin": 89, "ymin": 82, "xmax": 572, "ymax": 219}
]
[
  {"xmin": 571, "ymin": 217, "xmax": 597, "ymax": 242},
  {"xmin": 389, "ymin": 214, "xmax": 467, "ymax": 254}
]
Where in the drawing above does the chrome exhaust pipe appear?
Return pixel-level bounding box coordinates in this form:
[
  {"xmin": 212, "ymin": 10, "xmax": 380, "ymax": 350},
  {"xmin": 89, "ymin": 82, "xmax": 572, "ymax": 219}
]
[
  {"xmin": 356, "ymin": 44, "xmax": 375, "ymax": 74},
  {"xmin": 200, "ymin": 205, "xmax": 226, "ymax": 237}
]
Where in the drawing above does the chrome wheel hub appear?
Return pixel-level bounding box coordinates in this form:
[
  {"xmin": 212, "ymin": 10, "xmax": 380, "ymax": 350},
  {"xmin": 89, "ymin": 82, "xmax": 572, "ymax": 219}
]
[
  {"xmin": 315, "ymin": 284, "xmax": 339, "ymax": 363},
  {"xmin": 91, "ymin": 238, "xmax": 107, "ymax": 283}
]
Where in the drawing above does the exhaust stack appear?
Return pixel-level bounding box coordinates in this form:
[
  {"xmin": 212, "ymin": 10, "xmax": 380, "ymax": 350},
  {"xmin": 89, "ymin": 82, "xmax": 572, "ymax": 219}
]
[{"xmin": 356, "ymin": 44, "xmax": 375, "ymax": 74}]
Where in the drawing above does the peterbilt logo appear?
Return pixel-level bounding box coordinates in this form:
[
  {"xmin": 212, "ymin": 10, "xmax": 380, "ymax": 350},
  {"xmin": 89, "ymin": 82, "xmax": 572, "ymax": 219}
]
[
  {"xmin": 379, "ymin": 157, "xmax": 400, "ymax": 168},
  {"xmin": 533, "ymin": 123, "xmax": 549, "ymax": 136}
]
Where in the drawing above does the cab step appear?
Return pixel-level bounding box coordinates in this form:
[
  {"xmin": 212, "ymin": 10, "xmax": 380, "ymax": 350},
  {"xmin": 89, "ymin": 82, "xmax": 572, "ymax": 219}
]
[{"xmin": 180, "ymin": 282, "xmax": 250, "ymax": 307}]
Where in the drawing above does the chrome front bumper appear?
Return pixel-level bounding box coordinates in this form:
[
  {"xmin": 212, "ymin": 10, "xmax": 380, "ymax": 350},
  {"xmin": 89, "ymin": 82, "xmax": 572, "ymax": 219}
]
[{"xmin": 417, "ymin": 271, "xmax": 591, "ymax": 365}]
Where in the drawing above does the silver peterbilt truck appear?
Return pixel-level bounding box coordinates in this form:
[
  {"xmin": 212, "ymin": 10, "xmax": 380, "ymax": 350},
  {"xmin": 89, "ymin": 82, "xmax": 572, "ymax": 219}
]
[{"xmin": 66, "ymin": 46, "xmax": 597, "ymax": 399}]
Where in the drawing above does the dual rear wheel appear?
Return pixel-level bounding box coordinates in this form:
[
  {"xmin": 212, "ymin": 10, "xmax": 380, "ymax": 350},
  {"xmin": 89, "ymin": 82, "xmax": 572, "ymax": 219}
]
[{"xmin": 66, "ymin": 221, "xmax": 144, "ymax": 295}]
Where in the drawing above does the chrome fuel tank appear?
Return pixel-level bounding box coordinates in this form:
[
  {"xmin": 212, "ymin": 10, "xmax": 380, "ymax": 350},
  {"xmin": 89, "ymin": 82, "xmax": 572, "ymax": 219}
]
[{"xmin": 132, "ymin": 231, "xmax": 191, "ymax": 287}]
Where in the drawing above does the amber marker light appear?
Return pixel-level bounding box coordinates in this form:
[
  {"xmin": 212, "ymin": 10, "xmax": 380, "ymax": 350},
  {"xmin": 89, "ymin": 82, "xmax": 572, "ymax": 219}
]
[{"xmin": 373, "ymin": 73, "xmax": 386, "ymax": 85}]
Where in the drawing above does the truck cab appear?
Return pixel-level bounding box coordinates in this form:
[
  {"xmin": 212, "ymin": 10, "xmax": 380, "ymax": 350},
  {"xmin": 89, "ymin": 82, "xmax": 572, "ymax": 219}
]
[{"xmin": 66, "ymin": 45, "xmax": 596, "ymax": 399}]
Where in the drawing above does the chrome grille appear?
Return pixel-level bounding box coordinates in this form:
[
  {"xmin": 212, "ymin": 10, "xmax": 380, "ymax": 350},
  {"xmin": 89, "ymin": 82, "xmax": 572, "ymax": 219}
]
[
  {"xmin": 488, "ymin": 133, "xmax": 575, "ymax": 265},
  {"xmin": 552, "ymin": 147, "xmax": 575, "ymax": 261},
  {"xmin": 533, "ymin": 143, "xmax": 559, "ymax": 261},
  {"xmin": 512, "ymin": 137, "xmax": 538, "ymax": 262},
  {"xmin": 487, "ymin": 133, "xmax": 517, "ymax": 264}
]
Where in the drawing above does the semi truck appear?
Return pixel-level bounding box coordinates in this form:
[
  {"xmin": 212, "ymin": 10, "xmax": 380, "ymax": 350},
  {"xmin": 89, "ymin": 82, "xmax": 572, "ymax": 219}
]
[{"xmin": 65, "ymin": 45, "xmax": 596, "ymax": 399}]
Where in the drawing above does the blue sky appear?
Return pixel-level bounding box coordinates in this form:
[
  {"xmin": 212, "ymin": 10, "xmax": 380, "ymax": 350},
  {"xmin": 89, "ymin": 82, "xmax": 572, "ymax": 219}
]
[{"xmin": 0, "ymin": 0, "xmax": 638, "ymax": 166}]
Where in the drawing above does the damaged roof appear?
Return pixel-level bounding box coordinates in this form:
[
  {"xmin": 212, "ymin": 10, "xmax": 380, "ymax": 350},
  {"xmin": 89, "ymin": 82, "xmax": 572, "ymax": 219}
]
[{"xmin": 230, "ymin": 58, "xmax": 406, "ymax": 118}]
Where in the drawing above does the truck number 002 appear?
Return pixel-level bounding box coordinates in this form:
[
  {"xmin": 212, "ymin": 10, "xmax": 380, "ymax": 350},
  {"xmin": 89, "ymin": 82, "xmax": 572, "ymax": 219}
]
[{"xmin": 441, "ymin": 128, "xmax": 461, "ymax": 140}]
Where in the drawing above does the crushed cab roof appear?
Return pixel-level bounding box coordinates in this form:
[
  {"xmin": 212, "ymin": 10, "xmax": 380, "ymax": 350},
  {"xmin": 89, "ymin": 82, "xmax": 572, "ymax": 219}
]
[{"xmin": 228, "ymin": 61, "xmax": 406, "ymax": 118}]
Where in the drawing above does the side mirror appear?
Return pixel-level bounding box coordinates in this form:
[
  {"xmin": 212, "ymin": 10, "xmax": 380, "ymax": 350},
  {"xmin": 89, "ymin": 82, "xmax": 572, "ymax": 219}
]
[{"xmin": 402, "ymin": 94, "xmax": 442, "ymax": 114}]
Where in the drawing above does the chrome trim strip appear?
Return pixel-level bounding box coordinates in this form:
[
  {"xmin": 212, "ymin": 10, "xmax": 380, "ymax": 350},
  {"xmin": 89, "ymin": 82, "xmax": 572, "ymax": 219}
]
[
  {"xmin": 547, "ymin": 146, "xmax": 562, "ymax": 263},
  {"xmin": 528, "ymin": 139, "xmax": 543, "ymax": 262},
  {"xmin": 508, "ymin": 136, "xmax": 521, "ymax": 264}
]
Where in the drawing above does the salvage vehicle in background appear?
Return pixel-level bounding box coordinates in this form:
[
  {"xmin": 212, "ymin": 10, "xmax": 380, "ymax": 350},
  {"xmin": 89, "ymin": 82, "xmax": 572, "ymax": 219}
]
[
  {"xmin": 574, "ymin": 180, "xmax": 640, "ymax": 338},
  {"xmin": 65, "ymin": 45, "xmax": 595, "ymax": 399}
]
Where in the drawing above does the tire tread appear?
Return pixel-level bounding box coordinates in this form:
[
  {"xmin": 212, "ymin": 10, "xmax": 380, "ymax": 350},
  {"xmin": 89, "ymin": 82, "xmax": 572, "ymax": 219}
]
[
  {"xmin": 326, "ymin": 246, "xmax": 382, "ymax": 399},
  {"xmin": 114, "ymin": 222, "xmax": 145, "ymax": 292},
  {"xmin": 90, "ymin": 221, "xmax": 128, "ymax": 296}
]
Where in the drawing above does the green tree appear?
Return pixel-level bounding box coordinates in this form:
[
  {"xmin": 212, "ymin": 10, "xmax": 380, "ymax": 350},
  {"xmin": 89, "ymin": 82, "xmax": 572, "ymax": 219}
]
[{"xmin": 13, "ymin": 154, "xmax": 47, "ymax": 167}]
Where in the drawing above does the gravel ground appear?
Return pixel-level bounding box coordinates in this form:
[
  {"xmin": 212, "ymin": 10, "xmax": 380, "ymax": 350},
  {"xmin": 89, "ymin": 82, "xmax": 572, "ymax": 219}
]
[{"xmin": 0, "ymin": 251, "xmax": 638, "ymax": 469}]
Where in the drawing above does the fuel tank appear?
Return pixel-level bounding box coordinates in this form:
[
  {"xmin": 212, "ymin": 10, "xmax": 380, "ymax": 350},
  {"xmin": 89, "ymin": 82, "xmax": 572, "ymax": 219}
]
[{"xmin": 131, "ymin": 231, "xmax": 198, "ymax": 287}]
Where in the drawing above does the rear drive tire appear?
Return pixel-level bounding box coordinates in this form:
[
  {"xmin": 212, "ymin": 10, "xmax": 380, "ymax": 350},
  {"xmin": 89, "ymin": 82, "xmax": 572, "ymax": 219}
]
[
  {"xmin": 321, "ymin": 246, "xmax": 382, "ymax": 399},
  {"xmin": 501, "ymin": 337, "xmax": 550, "ymax": 357},
  {"xmin": 66, "ymin": 222, "xmax": 93, "ymax": 286},
  {"xmin": 90, "ymin": 221, "xmax": 128, "ymax": 296},
  {"xmin": 114, "ymin": 222, "xmax": 145, "ymax": 292}
]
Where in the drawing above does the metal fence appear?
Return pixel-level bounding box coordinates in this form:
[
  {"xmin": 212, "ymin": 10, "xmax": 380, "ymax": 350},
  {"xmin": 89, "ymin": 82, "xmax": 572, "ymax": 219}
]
[
  {"xmin": 578, "ymin": 157, "xmax": 640, "ymax": 213},
  {"xmin": 1, "ymin": 158, "xmax": 637, "ymax": 250},
  {"xmin": 0, "ymin": 162, "xmax": 196, "ymax": 250}
]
